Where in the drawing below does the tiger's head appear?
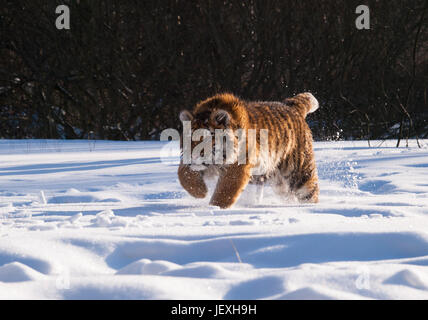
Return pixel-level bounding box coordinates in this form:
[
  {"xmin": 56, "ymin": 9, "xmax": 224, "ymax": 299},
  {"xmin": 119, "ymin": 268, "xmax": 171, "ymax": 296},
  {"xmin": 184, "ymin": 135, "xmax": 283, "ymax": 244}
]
[{"xmin": 179, "ymin": 93, "xmax": 248, "ymax": 170}]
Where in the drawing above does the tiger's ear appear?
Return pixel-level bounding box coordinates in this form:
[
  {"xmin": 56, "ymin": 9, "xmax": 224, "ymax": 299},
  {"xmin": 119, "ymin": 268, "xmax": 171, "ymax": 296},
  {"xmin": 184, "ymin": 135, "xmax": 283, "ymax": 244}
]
[
  {"xmin": 212, "ymin": 109, "xmax": 231, "ymax": 127},
  {"xmin": 179, "ymin": 110, "xmax": 193, "ymax": 122}
]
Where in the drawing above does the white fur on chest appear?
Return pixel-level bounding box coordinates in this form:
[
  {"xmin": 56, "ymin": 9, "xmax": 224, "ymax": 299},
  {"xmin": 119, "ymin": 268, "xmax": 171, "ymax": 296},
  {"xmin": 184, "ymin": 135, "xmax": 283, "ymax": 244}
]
[{"xmin": 250, "ymin": 149, "xmax": 279, "ymax": 176}]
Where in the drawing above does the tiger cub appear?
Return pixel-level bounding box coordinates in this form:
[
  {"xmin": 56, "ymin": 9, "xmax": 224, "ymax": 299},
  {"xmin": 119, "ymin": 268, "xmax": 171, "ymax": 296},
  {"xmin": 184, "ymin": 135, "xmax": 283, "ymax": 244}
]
[{"xmin": 178, "ymin": 92, "xmax": 319, "ymax": 209}]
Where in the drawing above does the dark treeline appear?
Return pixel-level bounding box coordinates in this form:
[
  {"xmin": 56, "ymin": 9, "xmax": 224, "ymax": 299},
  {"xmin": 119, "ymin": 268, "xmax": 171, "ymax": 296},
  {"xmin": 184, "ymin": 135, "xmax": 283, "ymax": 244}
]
[{"xmin": 1, "ymin": 0, "xmax": 427, "ymax": 143}]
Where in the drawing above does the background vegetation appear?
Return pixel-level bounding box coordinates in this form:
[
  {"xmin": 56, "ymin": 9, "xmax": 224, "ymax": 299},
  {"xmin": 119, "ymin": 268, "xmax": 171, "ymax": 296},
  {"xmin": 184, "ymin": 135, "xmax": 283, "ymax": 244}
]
[{"xmin": 1, "ymin": 0, "xmax": 427, "ymax": 144}]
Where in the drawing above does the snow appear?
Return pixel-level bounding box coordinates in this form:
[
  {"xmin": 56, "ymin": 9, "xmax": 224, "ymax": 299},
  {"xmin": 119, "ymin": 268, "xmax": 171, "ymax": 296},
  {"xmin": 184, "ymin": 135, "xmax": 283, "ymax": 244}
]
[{"xmin": 0, "ymin": 139, "xmax": 428, "ymax": 299}]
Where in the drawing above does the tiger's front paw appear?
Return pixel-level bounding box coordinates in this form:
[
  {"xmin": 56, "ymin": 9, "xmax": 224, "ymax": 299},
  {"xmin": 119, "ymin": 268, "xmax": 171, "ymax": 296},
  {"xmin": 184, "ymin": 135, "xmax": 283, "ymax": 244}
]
[
  {"xmin": 178, "ymin": 165, "xmax": 208, "ymax": 199},
  {"xmin": 209, "ymin": 194, "xmax": 235, "ymax": 209},
  {"xmin": 188, "ymin": 184, "xmax": 208, "ymax": 199}
]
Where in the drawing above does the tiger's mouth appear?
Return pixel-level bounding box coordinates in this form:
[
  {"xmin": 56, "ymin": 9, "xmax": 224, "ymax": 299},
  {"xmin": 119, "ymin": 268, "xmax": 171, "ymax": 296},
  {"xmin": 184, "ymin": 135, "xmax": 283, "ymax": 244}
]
[{"xmin": 189, "ymin": 164, "xmax": 207, "ymax": 171}]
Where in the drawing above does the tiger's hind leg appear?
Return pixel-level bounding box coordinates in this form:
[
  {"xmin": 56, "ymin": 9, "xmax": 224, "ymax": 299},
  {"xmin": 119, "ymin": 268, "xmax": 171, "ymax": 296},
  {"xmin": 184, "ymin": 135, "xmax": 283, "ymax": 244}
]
[
  {"xmin": 256, "ymin": 183, "xmax": 264, "ymax": 204},
  {"xmin": 291, "ymin": 170, "xmax": 319, "ymax": 203},
  {"xmin": 295, "ymin": 178, "xmax": 319, "ymax": 203},
  {"xmin": 270, "ymin": 169, "xmax": 295, "ymax": 202},
  {"xmin": 270, "ymin": 165, "xmax": 319, "ymax": 203},
  {"xmin": 250, "ymin": 176, "xmax": 266, "ymax": 204}
]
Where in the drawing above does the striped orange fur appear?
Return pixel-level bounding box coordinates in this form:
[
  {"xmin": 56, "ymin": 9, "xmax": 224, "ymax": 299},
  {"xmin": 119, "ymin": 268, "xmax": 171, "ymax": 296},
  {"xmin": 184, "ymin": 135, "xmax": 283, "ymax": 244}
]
[{"xmin": 178, "ymin": 92, "xmax": 319, "ymax": 208}]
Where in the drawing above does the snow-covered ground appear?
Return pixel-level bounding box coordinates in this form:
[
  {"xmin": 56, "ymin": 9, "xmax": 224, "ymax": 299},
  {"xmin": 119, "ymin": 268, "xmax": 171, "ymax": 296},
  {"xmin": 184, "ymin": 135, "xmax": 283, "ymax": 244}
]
[{"xmin": 0, "ymin": 139, "xmax": 428, "ymax": 299}]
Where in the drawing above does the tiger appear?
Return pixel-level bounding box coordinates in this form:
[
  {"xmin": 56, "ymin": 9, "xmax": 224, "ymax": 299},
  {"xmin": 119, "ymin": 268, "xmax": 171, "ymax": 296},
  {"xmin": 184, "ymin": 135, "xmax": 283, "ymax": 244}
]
[{"xmin": 177, "ymin": 92, "xmax": 319, "ymax": 209}]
